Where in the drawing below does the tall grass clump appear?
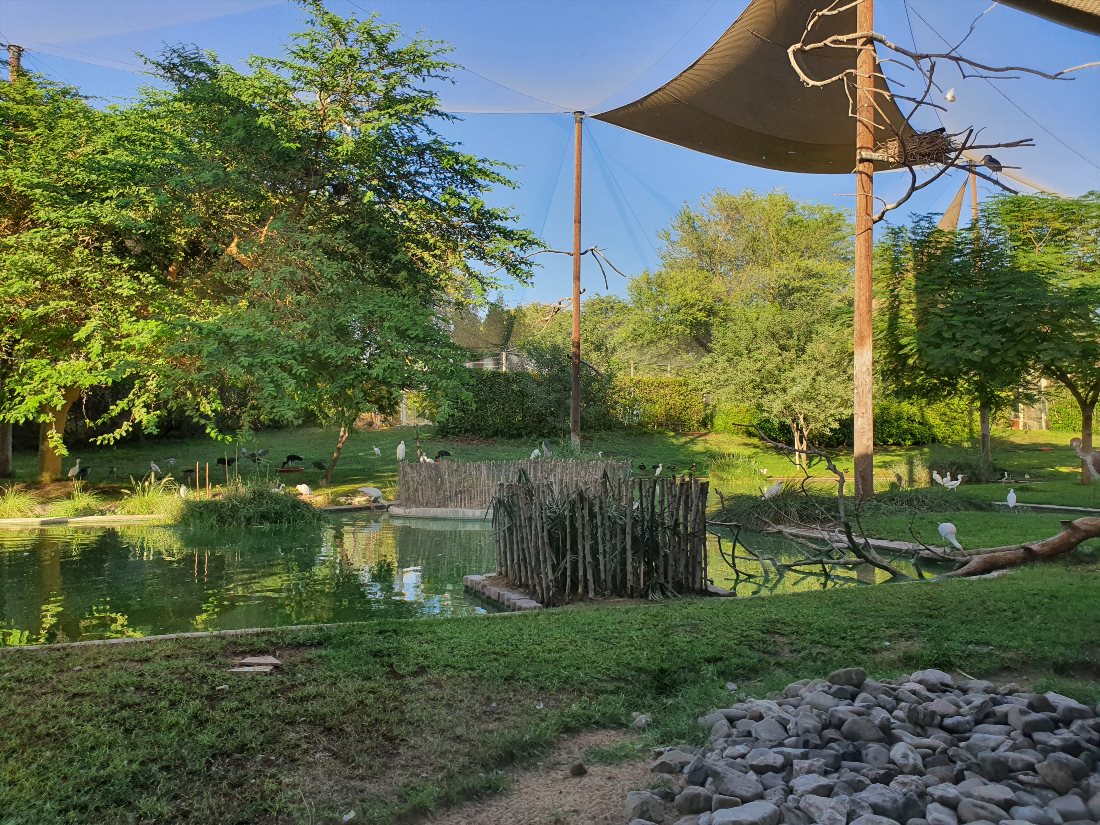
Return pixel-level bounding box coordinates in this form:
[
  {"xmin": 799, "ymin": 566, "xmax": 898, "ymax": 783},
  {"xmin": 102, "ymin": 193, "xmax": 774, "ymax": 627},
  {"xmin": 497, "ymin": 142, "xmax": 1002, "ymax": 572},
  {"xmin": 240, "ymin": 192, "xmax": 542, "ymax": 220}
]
[
  {"xmin": 115, "ymin": 475, "xmax": 184, "ymax": 520},
  {"xmin": 179, "ymin": 480, "xmax": 328, "ymax": 530},
  {"xmin": 0, "ymin": 486, "xmax": 40, "ymax": 519},
  {"xmin": 45, "ymin": 483, "xmax": 106, "ymax": 518},
  {"xmin": 926, "ymin": 445, "xmax": 998, "ymax": 483}
]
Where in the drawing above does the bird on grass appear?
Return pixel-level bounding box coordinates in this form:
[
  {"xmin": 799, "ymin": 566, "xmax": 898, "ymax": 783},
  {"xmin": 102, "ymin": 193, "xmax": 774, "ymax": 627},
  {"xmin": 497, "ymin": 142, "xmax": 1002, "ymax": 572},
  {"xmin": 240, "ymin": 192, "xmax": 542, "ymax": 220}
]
[
  {"xmin": 178, "ymin": 485, "xmax": 189, "ymax": 499},
  {"xmin": 249, "ymin": 449, "xmax": 268, "ymax": 464},
  {"xmin": 182, "ymin": 468, "xmax": 196, "ymax": 479},
  {"xmin": 763, "ymin": 481, "xmax": 783, "ymax": 500},
  {"xmin": 1007, "ymin": 488, "xmax": 1017, "ymax": 509},
  {"xmin": 435, "ymin": 450, "xmax": 451, "ymax": 461},
  {"xmin": 150, "ymin": 461, "xmax": 162, "ymax": 476},
  {"xmin": 938, "ymin": 522, "xmax": 963, "ymax": 551},
  {"xmin": 943, "ymin": 474, "xmax": 964, "ymax": 491},
  {"xmin": 541, "ymin": 439, "xmax": 553, "ymax": 458},
  {"xmin": 358, "ymin": 486, "xmax": 384, "ymax": 502},
  {"xmin": 216, "ymin": 457, "xmax": 236, "ymax": 467},
  {"xmin": 530, "ymin": 448, "xmax": 541, "ymax": 460},
  {"xmin": 597, "ymin": 451, "xmax": 604, "ymax": 460},
  {"xmin": 67, "ymin": 459, "xmax": 82, "ymax": 480},
  {"xmin": 419, "ymin": 454, "xmax": 435, "ymax": 463},
  {"xmin": 396, "ymin": 441, "xmax": 406, "ymax": 462},
  {"xmin": 932, "ymin": 470, "xmax": 945, "ymax": 486},
  {"xmin": 654, "ymin": 463, "xmax": 663, "ymax": 478},
  {"xmin": 282, "ymin": 453, "xmax": 304, "ymax": 468},
  {"xmin": 296, "ymin": 483, "xmax": 312, "ymax": 496},
  {"xmin": 311, "ymin": 460, "xmax": 327, "ymax": 472},
  {"xmin": 373, "ymin": 446, "xmax": 382, "ymax": 457},
  {"xmin": 894, "ymin": 472, "xmax": 905, "ymax": 488}
]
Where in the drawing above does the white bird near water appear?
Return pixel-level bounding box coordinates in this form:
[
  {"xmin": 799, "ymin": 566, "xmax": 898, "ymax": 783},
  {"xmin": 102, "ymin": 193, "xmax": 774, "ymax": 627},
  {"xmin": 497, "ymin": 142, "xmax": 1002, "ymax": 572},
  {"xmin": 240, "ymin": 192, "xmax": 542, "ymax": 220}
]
[
  {"xmin": 150, "ymin": 461, "xmax": 162, "ymax": 476},
  {"xmin": 1007, "ymin": 488, "xmax": 1017, "ymax": 509},
  {"xmin": 654, "ymin": 463, "xmax": 663, "ymax": 477},
  {"xmin": 396, "ymin": 441, "xmax": 406, "ymax": 462},
  {"xmin": 943, "ymin": 474, "xmax": 964, "ymax": 490},
  {"xmin": 938, "ymin": 522, "xmax": 963, "ymax": 551},
  {"xmin": 358, "ymin": 486, "xmax": 384, "ymax": 502},
  {"xmin": 67, "ymin": 459, "xmax": 82, "ymax": 480},
  {"xmin": 373, "ymin": 446, "xmax": 382, "ymax": 457},
  {"xmin": 762, "ymin": 481, "xmax": 784, "ymax": 500},
  {"xmin": 296, "ymin": 483, "xmax": 312, "ymax": 496},
  {"xmin": 530, "ymin": 448, "xmax": 541, "ymax": 460}
]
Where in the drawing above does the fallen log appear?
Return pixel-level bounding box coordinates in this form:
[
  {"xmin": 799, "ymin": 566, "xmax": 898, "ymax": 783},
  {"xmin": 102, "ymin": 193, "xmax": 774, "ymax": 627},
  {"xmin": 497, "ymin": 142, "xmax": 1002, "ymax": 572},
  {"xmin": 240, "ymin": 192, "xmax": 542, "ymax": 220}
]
[{"xmin": 943, "ymin": 516, "xmax": 1100, "ymax": 577}]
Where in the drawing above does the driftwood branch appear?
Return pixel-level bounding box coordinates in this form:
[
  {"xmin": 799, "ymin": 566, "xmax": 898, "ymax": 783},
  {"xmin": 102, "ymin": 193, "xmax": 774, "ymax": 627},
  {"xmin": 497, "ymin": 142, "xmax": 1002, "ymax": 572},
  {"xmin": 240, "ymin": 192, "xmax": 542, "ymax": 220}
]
[{"xmin": 943, "ymin": 517, "xmax": 1100, "ymax": 577}]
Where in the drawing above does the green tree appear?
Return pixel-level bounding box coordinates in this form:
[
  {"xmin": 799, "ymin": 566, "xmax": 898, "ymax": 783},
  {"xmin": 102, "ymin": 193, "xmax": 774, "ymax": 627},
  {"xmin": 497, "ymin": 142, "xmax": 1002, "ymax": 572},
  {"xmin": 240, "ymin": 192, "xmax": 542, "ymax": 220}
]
[
  {"xmin": 987, "ymin": 193, "xmax": 1100, "ymax": 483},
  {"xmin": 1, "ymin": 2, "xmax": 537, "ymax": 479}
]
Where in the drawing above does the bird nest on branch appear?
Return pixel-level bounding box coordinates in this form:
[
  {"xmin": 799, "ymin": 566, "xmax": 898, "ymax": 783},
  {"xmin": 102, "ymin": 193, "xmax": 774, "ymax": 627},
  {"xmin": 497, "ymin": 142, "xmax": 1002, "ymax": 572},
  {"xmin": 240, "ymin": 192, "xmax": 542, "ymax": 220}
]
[{"xmin": 874, "ymin": 130, "xmax": 958, "ymax": 167}]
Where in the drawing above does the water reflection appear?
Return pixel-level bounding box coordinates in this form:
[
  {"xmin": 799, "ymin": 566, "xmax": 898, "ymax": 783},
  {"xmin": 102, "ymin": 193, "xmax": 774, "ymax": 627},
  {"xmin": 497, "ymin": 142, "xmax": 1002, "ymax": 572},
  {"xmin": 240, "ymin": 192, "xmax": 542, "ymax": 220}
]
[{"xmin": 0, "ymin": 516, "xmax": 498, "ymax": 646}]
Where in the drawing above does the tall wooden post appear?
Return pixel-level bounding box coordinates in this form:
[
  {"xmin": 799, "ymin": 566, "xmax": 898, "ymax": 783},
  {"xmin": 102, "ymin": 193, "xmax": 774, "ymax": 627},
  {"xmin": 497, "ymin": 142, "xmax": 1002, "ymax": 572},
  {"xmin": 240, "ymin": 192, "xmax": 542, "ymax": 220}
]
[
  {"xmin": 570, "ymin": 111, "xmax": 584, "ymax": 448},
  {"xmin": 853, "ymin": 0, "xmax": 875, "ymax": 500},
  {"xmin": 8, "ymin": 44, "xmax": 23, "ymax": 82},
  {"xmin": 970, "ymin": 165, "xmax": 979, "ymax": 223}
]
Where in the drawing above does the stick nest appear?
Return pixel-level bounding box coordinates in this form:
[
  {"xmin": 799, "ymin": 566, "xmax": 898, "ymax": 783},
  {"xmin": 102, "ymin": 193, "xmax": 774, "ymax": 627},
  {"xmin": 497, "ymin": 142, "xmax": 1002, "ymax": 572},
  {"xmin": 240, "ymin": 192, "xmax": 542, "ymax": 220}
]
[{"xmin": 875, "ymin": 130, "xmax": 958, "ymax": 166}]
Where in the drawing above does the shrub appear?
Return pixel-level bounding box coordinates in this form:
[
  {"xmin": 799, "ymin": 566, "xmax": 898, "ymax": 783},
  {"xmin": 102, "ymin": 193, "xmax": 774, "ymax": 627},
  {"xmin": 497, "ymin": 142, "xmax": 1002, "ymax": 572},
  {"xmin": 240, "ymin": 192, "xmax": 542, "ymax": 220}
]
[
  {"xmin": 179, "ymin": 481, "xmax": 329, "ymax": 530},
  {"xmin": 609, "ymin": 376, "xmax": 706, "ymax": 432},
  {"xmin": 45, "ymin": 483, "xmax": 106, "ymax": 518},
  {"xmin": 926, "ymin": 445, "xmax": 999, "ymax": 483},
  {"xmin": 115, "ymin": 476, "xmax": 184, "ymax": 519},
  {"xmin": 1046, "ymin": 385, "xmax": 1083, "ymax": 431},
  {"xmin": 435, "ymin": 371, "xmax": 558, "ymax": 438},
  {"xmin": 0, "ymin": 486, "xmax": 40, "ymax": 519}
]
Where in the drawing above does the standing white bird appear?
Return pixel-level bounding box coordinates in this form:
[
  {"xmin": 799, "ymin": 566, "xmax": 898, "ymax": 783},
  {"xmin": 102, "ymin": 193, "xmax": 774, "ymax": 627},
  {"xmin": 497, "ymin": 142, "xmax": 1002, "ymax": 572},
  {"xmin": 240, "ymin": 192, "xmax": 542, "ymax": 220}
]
[
  {"xmin": 419, "ymin": 454, "xmax": 434, "ymax": 463},
  {"xmin": 932, "ymin": 470, "xmax": 944, "ymax": 486},
  {"xmin": 1007, "ymin": 488, "xmax": 1017, "ymax": 508},
  {"xmin": 944, "ymin": 87, "xmax": 956, "ymax": 103},
  {"xmin": 296, "ymin": 483, "xmax": 312, "ymax": 496},
  {"xmin": 762, "ymin": 481, "xmax": 783, "ymax": 500},
  {"xmin": 938, "ymin": 522, "xmax": 963, "ymax": 551},
  {"xmin": 358, "ymin": 486, "xmax": 384, "ymax": 502},
  {"xmin": 150, "ymin": 461, "xmax": 162, "ymax": 476},
  {"xmin": 178, "ymin": 485, "xmax": 189, "ymax": 499},
  {"xmin": 1000, "ymin": 471, "xmax": 1009, "ymax": 483},
  {"xmin": 530, "ymin": 448, "xmax": 541, "ymax": 460},
  {"xmin": 373, "ymin": 446, "xmax": 382, "ymax": 457},
  {"xmin": 654, "ymin": 463, "xmax": 663, "ymax": 477},
  {"xmin": 943, "ymin": 474, "xmax": 964, "ymax": 490},
  {"xmin": 396, "ymin": 441, "xmax": 406, "ymax": 462},
  {"xmin": 597, "ymin": 451, "xmax": 604, "ymax": 460},
  {"xmin": 67, "ymin": 459, "xmax": 82, "ymax": 480}
]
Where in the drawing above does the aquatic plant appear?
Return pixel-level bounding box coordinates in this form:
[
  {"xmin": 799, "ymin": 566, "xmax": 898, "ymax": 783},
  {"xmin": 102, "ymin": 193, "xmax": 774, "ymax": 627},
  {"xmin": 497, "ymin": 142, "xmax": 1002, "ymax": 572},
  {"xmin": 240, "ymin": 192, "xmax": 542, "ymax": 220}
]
[
  {"xmin": 115, "ymin": 475, "xmax": 184, "ymax": 519},
  {"xmin": 0, "ymin": 486, "xmax": 40, "ymax": 519},
  {"xmin": 179, "ymin": 480, "xmax": 328, "ymax": 530},
  {"xmin": 45, "ymin": 483, "xmax": 106, "ymax": 518}
]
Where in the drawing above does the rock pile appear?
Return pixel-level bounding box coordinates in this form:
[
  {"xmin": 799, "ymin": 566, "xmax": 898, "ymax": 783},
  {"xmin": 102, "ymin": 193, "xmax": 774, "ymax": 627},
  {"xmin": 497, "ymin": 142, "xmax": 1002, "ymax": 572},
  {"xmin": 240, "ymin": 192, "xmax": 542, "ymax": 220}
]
[{"xmin": 626, "ymin": 668, "xmax": 1100, "ymax": 825}]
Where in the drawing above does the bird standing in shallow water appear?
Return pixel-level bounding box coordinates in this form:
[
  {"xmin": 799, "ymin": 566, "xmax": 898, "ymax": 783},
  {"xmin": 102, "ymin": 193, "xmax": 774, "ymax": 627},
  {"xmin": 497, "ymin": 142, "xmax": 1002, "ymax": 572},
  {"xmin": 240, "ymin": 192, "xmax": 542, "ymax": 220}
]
[{"xmin": 938, "ymin": 522, "xmax": 963, "ymax": 551}]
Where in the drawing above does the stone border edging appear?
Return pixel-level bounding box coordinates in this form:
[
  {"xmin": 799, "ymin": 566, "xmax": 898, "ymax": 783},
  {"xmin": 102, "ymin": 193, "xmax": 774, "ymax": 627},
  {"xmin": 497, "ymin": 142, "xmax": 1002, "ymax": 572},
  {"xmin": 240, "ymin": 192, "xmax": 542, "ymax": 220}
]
[
  {"xmin": 390, "ymin": 506, "xmax": 492, "ymax": 520},
  {"xmin": 464, "ymin": 574, "xmax": 544, "ymax": 611},
  {"xmin": 0, "ymin": 513, "xmax": 167, "ymax": 530}
]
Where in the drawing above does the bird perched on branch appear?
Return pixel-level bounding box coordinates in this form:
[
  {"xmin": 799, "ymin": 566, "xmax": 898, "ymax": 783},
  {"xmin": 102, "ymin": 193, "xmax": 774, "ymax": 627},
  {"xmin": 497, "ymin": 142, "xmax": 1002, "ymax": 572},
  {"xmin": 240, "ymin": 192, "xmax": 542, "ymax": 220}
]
[
  {"xmin": 938, "ymin": 522, "xmax": 963, "ymax": 551},
  {"xmin": 980, "ymin": 154, "xmax": 1003, "ymax": 173}
]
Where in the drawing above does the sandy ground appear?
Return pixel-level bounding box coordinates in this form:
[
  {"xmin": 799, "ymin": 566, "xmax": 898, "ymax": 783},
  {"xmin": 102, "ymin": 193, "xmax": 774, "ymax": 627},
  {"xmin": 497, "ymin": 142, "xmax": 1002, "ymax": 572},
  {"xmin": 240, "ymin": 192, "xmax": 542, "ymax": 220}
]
[{"xmin": 425, "ymin": 729, "xmax": 661, "ymax": 825}]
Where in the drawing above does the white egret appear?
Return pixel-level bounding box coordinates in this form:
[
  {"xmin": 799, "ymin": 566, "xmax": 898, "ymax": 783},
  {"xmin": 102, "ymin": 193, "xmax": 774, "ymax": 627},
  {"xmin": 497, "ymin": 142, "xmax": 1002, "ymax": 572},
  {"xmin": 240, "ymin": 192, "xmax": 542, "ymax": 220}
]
[
  {"xmin": 654, "ymin": 463, "xmax": 663, "ymax": 477},
  {"xmin": 420, "ymin": 455, "xmax": 435, "ymax": 463},
  {"xmin": 67, "ymin": 459, "xmax": 82, "ymax": 480},
  {"xmin": 938, "ymin": 522, "xmax": 963, "ymax": 551},
  {"xmin": 396, "ymin": 441, "xmax": 406, "ymax": 462},
  {"xmin": 597, "ymin": 451, "xmax": 604, "ymax": 460},
  {"xmin": 943, "ymin": 474, "xmax": 964, "ymax": 490},
  {"xmin": 178, "ymin": 485, "xmax": 189, "ymax": 499},
  {"xmin": 530, "ymin": 448, "xmax": 540, "ymax": 460},
  {"xmin": 1007, "ymin": 488, "xmax": 1017, "ymax": 508},
  {"xmin": 932, "ymin": 470, "xmax": 944, "ymax": 486},
  {"xmin": 762, "ymin": 481, "xmax": 783, "ymax": 500},
  {"xmin": 373, "ymin": 446, "xmax": 382, "ymax": 457},
  {"xmin": 358, "ymin": 486, "xmax": 384, "ymax": 502},
  {"xmin": 296, "ymin": 483, "xmax": 312, "ymax": 496},
  {"xmin": 1000, "ymin": 471, "xmax": 1009, "ymax": 483}
]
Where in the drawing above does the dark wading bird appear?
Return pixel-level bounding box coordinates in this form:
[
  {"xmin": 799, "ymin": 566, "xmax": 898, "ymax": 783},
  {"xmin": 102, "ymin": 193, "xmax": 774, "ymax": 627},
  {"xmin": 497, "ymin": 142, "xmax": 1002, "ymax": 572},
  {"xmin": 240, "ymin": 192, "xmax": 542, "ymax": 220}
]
[
  {"xmin": 312, "ymin": 460, "xmax": 328, "ymax": 472},
  {"xmin": 282, "ymin": 453, "xmax": 304, "ymax": 468},
  {"xmin": 217, "ymin": 456, "xmax": 236, "ymax": 467},
  {"xmin": 435, "ymin": 450, "xmax": 452, "ymax": 461}
]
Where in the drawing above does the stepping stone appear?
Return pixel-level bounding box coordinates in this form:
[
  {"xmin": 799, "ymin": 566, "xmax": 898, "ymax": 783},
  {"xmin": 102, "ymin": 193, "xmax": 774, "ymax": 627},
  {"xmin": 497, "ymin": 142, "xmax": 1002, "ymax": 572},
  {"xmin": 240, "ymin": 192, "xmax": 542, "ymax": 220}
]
[
  {"xmin": 238, "ymin": 655, "xmax": 282, "ymax": 667},
  {"xmin": 229, "ymin": 665, "xmax": 274, "ymax": 673}
]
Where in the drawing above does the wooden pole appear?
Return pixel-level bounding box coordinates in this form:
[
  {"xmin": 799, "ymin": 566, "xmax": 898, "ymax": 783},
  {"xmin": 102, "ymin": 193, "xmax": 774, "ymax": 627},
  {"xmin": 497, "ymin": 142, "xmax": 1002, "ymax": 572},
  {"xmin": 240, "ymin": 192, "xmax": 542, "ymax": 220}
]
[
  {"xmin": 8, "ymin": 44, "xmax": 23, "ymax": 82},
  {"xmin": 853, "ymin": 0, "xmax": 876, "ymax": 501},
  {"xmin": 570, "ymin": 111, "xmax": 584, "ymax": 449},
  {"xmin": 970, "ymin": 165, "xmax": 979, "ymax": 224}
]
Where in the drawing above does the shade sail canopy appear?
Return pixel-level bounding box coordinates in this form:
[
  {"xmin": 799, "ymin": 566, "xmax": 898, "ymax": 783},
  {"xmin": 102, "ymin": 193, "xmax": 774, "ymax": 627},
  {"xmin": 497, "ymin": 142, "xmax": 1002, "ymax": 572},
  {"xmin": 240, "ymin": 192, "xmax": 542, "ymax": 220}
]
[
  {"xmin": 1001, "ymin": 0, "xmax": 1100, "ymax": 35},
  {"xmin": 594, "ymin": 0, "xmax": 1100, "ymax": 175}
]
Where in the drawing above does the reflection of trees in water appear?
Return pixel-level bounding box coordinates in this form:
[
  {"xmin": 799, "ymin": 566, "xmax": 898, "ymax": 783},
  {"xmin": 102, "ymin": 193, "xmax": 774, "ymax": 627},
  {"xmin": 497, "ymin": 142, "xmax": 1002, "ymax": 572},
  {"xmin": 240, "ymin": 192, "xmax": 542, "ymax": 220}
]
[{"xmin": 0, "ymin": 518, "xmax": 496, "ymax": 644}]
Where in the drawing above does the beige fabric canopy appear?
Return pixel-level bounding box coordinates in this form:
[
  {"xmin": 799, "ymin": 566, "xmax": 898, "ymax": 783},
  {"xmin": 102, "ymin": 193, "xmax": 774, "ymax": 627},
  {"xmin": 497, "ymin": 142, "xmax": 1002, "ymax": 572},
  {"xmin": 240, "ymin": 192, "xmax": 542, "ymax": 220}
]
[{"xmin": 594, "ymin": 0, "xmax": 1100, "ymax": 174}]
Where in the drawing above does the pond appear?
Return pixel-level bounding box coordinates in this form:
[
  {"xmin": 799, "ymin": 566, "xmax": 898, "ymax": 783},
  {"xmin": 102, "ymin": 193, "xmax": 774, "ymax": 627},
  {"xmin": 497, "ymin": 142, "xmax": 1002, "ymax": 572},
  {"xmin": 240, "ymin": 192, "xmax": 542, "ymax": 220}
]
[
  {"xmin": 0, "ymin": 516, "xmax": 931, "ymax": 646},
  {"xmin": 0, "ymin": 515, "xmax": 499, "ymax": 646}
]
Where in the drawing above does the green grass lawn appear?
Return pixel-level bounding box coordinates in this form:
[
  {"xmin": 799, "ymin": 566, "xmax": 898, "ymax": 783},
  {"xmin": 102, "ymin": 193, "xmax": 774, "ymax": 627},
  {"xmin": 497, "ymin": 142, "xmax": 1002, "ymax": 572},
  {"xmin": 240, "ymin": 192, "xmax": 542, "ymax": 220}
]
[{"xmin": 1, "ymin": 556, "xmax": 1099, "ymax": 824}]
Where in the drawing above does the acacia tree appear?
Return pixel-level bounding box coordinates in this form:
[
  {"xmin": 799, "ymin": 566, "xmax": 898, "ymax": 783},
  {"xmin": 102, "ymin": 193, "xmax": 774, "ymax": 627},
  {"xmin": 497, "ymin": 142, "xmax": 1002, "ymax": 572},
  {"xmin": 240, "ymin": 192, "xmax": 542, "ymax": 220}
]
[
  {"xmin": 1, "ymin": 1, "xmax": 537, "ymax": 479},
  {"xmin": 877, "ymin": 217, "xmax": 1045, "ymax": 468},
  {"xmin": 988, "ymin": 194, "xmax": 1100, "ymax": 483}
]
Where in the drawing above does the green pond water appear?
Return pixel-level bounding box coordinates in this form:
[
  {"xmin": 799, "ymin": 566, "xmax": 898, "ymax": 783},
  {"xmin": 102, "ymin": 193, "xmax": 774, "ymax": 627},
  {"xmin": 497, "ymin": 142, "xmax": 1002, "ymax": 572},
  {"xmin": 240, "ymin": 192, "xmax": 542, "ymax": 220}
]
[{"xmin": 0, "ymin": 517, "xmax": 926, "ymax": 646}]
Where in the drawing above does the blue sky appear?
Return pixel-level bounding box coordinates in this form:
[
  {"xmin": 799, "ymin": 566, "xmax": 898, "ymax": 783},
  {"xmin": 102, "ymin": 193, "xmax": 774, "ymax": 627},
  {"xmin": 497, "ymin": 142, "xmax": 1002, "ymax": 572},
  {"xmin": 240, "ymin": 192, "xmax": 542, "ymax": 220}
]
[{"xmin": 2, "ymin": 0, "xmax": 1098, "ymax": 304}]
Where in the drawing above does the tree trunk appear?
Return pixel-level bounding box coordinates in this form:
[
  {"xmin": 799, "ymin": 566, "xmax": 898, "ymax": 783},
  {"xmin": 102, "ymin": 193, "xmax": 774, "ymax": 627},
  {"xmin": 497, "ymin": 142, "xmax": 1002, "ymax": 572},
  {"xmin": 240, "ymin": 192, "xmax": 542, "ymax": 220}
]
[
  {"xmin": 322, "ymin": 424, "xmax": 350, "ymax": 486},
  {"xmin": 38, "ymin": 388, "xmax": 80, "ymax": 482},
  {"xmin": 790, "ymin": 423, "xmax": 805, "ymax": 470},
  {"xmin": 0, "ymin": 423, "xmax": 11, "ymax": 478},
  {"xmin": 943, "ymin": 516, "xmax": 1100, "ymax": 577},
  {"xmin": 979, "ymin": 402, "xmax": 992, "ymax": 467},
  {"xmin": 1080, "ymin": 403, "xmax": 1095, "ymax": 486}
]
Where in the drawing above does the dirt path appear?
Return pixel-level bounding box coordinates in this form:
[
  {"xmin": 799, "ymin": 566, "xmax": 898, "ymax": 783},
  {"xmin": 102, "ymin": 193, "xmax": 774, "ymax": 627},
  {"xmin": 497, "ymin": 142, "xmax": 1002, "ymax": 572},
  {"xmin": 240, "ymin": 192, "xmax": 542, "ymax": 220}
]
[{"xmin": 424, "ymin": 729, "xmax": 652, "ymax": 825}]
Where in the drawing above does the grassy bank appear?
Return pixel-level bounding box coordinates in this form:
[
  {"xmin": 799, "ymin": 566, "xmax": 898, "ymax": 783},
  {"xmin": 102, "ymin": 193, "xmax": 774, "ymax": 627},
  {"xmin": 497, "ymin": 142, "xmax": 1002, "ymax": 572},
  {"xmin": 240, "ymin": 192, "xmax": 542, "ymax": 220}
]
[{"xmin": 2, "ymin": 556, "xmax": 1099, "ymax": 824}]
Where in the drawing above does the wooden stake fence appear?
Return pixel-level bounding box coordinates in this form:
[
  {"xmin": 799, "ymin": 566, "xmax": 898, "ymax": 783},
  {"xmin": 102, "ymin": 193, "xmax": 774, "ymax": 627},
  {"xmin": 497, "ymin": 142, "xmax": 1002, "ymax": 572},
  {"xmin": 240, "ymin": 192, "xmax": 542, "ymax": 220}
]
[
  {"xmin": 492, "ymin": 475, "xmax": 709, "ymax": 605},
  {"xmin": 397, "ymin": 459, "xmax": 631, "ymax": 510}
]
